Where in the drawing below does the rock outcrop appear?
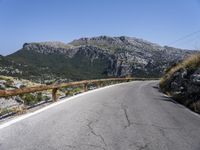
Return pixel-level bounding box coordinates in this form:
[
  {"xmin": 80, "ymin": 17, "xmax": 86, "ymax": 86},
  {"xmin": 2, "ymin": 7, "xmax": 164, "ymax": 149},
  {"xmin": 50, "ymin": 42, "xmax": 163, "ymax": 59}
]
[{"xmin": 160, "ymin": 54, "xmax": 200, "ymax": 113}]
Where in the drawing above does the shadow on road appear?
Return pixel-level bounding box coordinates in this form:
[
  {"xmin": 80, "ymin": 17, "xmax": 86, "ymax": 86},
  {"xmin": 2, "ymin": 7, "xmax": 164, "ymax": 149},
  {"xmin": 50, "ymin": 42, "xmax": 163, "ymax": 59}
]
[{"xmin": 151, "ymin": 85, "xmax": 180, "ymax": 105}]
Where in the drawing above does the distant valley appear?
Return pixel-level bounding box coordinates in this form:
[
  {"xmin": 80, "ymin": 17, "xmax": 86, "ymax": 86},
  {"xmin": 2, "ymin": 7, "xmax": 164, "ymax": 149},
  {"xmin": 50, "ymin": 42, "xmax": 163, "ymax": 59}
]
[{"xmin": 0, "ymin": 36, "xmax": 198, "ymax": 83}]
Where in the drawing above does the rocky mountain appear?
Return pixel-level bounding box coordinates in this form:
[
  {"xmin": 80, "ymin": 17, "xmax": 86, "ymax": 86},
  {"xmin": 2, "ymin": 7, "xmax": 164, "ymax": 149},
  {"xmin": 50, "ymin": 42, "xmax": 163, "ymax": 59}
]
[
  {"xmin": 70, "ymin": 36, "xmax": 197, "ymax": 76},
  {"xmin": 1, "ymin": 36, "xmax": 198, "ymax": 82}
]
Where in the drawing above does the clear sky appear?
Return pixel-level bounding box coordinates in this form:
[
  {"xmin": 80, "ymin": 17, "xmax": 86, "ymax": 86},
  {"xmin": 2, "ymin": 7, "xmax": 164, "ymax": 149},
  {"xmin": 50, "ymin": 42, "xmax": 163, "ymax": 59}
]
[{"xmin": 0, "ymin": 0, "xmax": 200, "ymax": 55}]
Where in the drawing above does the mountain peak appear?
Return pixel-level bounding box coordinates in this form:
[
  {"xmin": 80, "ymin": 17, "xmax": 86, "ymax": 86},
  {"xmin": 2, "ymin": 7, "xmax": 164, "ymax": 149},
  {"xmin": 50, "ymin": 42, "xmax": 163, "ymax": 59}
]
[{"xmin": 69, "ymin": 35, "xmax": 163, "ymax": 52}]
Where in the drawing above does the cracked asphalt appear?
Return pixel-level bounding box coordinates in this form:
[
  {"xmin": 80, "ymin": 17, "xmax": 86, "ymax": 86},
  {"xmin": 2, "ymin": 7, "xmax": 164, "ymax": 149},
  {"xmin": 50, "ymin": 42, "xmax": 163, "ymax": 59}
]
[{"xmin": 0, "ymin": 81, "xmax": 200, "ymax": 150}]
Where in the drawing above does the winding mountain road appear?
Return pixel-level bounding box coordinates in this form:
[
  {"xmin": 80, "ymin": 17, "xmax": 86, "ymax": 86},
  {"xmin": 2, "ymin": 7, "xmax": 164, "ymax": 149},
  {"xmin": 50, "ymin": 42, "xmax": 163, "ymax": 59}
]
[{"xmin": 0, "ymin": 81, "xmax": 200, "ymax": 150}]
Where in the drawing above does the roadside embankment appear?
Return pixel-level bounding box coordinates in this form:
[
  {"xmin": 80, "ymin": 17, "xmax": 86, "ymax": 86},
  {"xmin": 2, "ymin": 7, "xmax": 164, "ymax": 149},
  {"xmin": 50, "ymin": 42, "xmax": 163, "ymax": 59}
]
[{"xmin": 160, "ymin": 53, "xmax": 200, "ymax": 113}]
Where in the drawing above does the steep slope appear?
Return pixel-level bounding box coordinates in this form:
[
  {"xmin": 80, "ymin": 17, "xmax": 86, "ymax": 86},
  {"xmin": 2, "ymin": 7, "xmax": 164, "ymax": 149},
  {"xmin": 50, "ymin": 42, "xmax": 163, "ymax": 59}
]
[
  {"xmin": 3, "ymin": 36, "xmax": 198, "ymax": 82},
  {"xmin": 160, "ymin": 54, "xmax": 200, "ymax": 113},
  {"xmin": 7, "ymin": 45, "xmax": 112, "ymax": 81},
  {"xmin": 70, "ymin": 36, "xmax": 197, "ymax": 77}
]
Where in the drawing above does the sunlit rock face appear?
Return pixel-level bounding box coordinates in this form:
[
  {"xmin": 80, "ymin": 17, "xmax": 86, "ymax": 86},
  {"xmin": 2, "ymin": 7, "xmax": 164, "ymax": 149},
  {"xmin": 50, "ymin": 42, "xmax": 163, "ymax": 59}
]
[{"xmin": 1, "ymin": 36, "xmax": 198, "ymax": 81}]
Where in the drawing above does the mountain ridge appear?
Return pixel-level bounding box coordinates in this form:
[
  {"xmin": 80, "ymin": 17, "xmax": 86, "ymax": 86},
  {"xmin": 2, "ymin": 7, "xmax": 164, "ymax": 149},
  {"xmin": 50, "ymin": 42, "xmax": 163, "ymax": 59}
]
[{"xmin": 1, "ymin": 36, "xmax": 198, "ymax": 82}]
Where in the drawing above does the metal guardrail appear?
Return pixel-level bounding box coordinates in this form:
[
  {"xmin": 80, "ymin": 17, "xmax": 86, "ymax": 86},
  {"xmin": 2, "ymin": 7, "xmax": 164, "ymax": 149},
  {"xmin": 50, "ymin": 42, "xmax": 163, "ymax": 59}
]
[{"xmin": 0, "ymin": 77, "xmax": 158, "ymax": 101}]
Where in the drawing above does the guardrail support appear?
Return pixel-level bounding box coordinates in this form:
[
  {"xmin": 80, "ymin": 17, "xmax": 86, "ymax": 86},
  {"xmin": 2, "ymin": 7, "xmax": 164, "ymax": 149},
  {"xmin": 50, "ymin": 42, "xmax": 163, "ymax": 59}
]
[
  {"xmin": 83, "ymin": 84, "xmax": 88, "ymax": 92},
  {"xmin": 52, "ymin": 88, "xmax": 58, "ymax": 102},
  {"xmin": 97, "ymin": 82, "xmax": 102, "ymax": 88}
]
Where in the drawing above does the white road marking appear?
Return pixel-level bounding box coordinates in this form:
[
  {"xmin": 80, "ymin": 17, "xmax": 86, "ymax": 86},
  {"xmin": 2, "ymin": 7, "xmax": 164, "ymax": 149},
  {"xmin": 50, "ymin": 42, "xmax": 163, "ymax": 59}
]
[
  {"xmin": 0, "ymin": 82, "xmax": 131, "ymax": 130},
  {"xmin": 183, "ymin": 107, "xmax": 200, "ymax": 118}
]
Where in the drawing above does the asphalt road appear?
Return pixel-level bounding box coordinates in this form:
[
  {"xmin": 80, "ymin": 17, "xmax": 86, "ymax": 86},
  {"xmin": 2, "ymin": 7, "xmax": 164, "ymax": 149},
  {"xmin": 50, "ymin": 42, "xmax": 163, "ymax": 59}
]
[{"xmin": 0, "ymin": 81, "xmax": 200, "ymax": 150}]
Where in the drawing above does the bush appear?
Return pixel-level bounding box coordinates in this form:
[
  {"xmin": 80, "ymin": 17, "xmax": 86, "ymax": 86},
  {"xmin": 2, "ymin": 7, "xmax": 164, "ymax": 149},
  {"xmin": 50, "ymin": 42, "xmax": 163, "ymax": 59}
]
[
  {"xmin": 0, "ymin": 108, "xmax": 13, "ymax": 116},
  {"xmin": 21, "ymin": 92, "xmax": 44, "ymax": 106},
  {"xmin": 65, "ymin": 87, "xmax": 82, "ymax": 96}
]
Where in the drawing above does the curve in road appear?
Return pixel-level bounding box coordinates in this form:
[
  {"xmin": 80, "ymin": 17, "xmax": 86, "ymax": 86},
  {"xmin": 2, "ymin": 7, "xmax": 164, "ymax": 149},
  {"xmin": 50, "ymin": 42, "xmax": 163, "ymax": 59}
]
[{"xmin": 0, "ymin": 81, "xmax": 200, "ymax": 150}]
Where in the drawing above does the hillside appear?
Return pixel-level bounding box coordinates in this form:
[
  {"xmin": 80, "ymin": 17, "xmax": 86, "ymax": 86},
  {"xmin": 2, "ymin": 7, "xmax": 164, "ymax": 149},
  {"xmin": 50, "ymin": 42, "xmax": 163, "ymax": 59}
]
[
  {"xmin": 7, "ymin": 45, "xmax": 110, "ymax": 82},
  {"xmin": 0, "ymin": 75, "xmax": 87, "ymax": 117},
  {"xmin": 0, "ymin": 54, "xmax": 27, "ymax": 77},
  {"xmin": 0, "ymin": 75, "xmax": 51, "ymax": 116},
  {"xmin": 160, "ymin": 54, "xmax": 200, "ymax": 113},
  {"xmin": 1, "ymin": 36, "xmax": 198, "ymax": 82}
]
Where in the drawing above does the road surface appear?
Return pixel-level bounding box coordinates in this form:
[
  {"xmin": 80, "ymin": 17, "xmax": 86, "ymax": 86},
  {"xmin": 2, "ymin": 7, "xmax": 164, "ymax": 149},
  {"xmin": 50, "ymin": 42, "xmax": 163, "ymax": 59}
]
[{"xmin": 0, "ymin": 81, "xmax": 200, "ymax": 150}]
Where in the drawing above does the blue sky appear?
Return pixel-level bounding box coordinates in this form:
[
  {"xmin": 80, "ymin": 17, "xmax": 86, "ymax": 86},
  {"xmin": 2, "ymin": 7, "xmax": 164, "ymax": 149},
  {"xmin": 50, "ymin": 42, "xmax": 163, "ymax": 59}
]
[{"xmin": 0, "ymin": 0, "xmax": 200, "ymax": 55}]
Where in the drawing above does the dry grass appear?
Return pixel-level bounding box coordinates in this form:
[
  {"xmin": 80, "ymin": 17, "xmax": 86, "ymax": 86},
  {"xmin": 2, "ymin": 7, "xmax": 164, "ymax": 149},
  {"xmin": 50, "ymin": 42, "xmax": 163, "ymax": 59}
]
[
  {"xmin": 159, "ymin": 53, "xmax": 200, "ymax": 113},
  {"xmin": 160, "ymin": 53, "xmax": 200, "ymax": 88},
  {"xmin": 182, "ymin": 53, "xmax": 200, "ymax": 69}
]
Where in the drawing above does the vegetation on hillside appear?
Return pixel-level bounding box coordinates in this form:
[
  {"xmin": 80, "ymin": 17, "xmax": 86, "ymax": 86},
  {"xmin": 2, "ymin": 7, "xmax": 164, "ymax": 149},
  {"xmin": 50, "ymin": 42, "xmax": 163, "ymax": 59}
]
[
  {"xmin": 6, "ymin": 49, "xmax": 108, "ymax": 82},
  {"xmin": 160, "ymin": 53, "xmax": 200, "ymax": 113},
  {"xmin": 160, "ymin": 54, "xmax": 200, "ymax": 89},
  {"xmin": 1, "ymin": 36, "xmax": 197, "ymax": 83}
]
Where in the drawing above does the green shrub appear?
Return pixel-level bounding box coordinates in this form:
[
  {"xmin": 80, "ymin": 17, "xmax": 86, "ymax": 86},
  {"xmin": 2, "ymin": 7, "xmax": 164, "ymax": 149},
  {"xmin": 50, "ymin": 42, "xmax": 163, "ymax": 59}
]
[
  {"xmin": 0, "ymin": 108, "xmax": 13, "ymax": 116},
  {"xmin": 65, "ymin": 87, "xmax": 82, "ymax": 96},
  {"xmin": 36, "ymin": 92, "xmax": 43, "ymax": 102},
  {"xmin": 21, "ymin": 92, "xmax": 44, "ymax": 106}
]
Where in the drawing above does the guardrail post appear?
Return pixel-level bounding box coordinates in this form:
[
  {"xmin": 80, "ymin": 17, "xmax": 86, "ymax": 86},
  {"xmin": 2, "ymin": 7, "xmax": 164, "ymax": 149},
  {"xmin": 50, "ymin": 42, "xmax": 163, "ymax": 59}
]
[
  {"xmin": 52, "ymin": 88, "xmax": 58, "ymax": 102},
  {"xmin": 83, "ymin": 84, "xmax": 88, "ymax": 92},
  {"xmin": 97, "ymin": 82, "xmax": 102, "ymax": 88}
]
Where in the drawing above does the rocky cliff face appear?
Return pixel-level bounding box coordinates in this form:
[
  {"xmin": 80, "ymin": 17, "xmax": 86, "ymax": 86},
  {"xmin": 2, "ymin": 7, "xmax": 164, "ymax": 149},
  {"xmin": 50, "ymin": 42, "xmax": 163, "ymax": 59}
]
[
  {"xmin": 69, "ymin": 36, "xmax": 196, "ymax": 77},
  {"xmin": 160, "ymin": 54, "xmax": 200, "ymax": 113},
  {"xmin": 3, "ymin": 36, "xmax": 198, "ymax": 81},
  {"xmin": 22, "ymin": 42, "xmax": 78, "ymax": 57}
]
